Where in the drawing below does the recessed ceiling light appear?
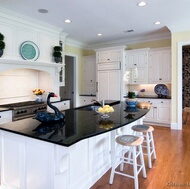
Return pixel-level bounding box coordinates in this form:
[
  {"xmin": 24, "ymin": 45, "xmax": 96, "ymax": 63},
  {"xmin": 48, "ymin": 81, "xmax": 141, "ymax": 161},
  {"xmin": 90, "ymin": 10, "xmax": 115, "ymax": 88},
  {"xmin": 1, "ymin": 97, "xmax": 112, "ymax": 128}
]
[
  {"xmin": 65, "ymin": 19, "xmax": 71, "ymax": 23},
  {"xmin": 97, "ymin": 33, "xmax": 102, "ymax": 36},
  {"xmin": 155, "ymin": 21, "xmax": 161, "ymax": 25},
  {"xmin": 38, "ymin": 9, "xmax": 48, "ymax": 13},
  {"xmin": 137, "ymin": 1, "xmax": 147, "ymax": 7}
]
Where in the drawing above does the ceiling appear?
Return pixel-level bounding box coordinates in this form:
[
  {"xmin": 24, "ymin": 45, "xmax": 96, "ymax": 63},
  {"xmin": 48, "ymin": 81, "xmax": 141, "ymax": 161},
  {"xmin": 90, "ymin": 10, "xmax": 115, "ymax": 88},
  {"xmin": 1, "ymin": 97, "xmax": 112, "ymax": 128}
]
[{"xmin": 0, "ymin": 0, "xmax": 190, "ymax": 47}]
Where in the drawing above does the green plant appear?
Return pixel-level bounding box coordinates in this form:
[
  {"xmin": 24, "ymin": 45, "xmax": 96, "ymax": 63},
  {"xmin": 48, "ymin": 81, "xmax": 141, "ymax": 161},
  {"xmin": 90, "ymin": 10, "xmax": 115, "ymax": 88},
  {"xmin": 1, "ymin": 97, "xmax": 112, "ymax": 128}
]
[
  {"xmin": 0, "ymin": 41, "xmax": 5, "ymax": 50},
  {"xmin": 0, "ymin": 33, "xmax": 5, "ymax": 50},
  {"xmin": 53, "ymin": 51, "xmax": 62, "ymax": 58},
  {"xmin": 0, "ymin": 33, "xmax": 4, "ymax": 41},
  {"xmin": 53, "ymin": 46, "xmax": 62, "ymax": 58},
  {"xmin": 53, "ymin": 46, "xmax": 62, "ymax": 51},
  {"xmin": 128, "ymin": 92, "xmax": 136, "ymax": 99}
]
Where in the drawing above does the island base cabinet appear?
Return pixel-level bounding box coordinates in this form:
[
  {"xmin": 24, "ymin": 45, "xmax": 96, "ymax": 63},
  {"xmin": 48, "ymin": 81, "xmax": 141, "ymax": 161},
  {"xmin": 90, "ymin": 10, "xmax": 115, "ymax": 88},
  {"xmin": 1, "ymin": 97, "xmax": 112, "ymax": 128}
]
[{"xmin": 0, "ymin": 131, "xmax": 111, "ymax": 189}]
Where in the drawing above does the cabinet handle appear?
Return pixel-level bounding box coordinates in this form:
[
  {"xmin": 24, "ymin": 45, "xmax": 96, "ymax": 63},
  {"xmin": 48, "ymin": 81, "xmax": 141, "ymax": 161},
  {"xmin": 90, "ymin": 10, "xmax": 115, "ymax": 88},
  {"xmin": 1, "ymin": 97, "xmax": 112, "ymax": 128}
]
[
  {"xmin": 0, "ymin": 116, "xmax": 1, "ymax": 118},
  {"xmin": 91, "ymin": 80, "xmax": 92, "ymax": 82},
  {"xmin": 107, "ymin": 59, "xmax": 110, "ymax": 61},
  {"xmin": 161, "ymin": 101, "xmax": 163, "ymax": 103},
  {"xmin": 154, "ymin": 107, "xmax": 157, "ymax": 108},
  {"xmin": 134, "ymin": 64, "xmax": 137, "ymax": 66},
  {"xmin": 96, "ymin": 82, "xmax": 98, "ymax": 92},
  {"xmin": 159, "ymin": 78, "xmax": 162, "ymax": 80}
]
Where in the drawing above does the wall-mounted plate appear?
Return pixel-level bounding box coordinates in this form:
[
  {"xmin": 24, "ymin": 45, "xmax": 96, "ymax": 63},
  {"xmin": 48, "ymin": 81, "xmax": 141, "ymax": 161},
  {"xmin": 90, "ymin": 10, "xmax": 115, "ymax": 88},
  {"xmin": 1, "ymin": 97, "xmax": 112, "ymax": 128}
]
[{"xmin": 20, "ymin": 41, "xmax": 40, "ymax": 61}]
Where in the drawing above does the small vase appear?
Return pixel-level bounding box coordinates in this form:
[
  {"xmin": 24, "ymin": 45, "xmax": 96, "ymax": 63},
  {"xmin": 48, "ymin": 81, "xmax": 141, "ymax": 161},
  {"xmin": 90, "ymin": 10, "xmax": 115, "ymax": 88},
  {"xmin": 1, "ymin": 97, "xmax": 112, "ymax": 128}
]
[{"xmin": 36, "ymin": 95, "xmax": 43, "ymax": 102}]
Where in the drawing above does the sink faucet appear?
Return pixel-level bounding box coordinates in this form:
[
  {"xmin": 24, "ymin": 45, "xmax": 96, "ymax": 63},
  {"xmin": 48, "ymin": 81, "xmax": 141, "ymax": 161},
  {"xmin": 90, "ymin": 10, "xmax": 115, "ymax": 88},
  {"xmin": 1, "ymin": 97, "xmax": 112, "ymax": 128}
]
[{"xmin": 91, "ymin": 99, "xmax": 105, "ymax": 106}]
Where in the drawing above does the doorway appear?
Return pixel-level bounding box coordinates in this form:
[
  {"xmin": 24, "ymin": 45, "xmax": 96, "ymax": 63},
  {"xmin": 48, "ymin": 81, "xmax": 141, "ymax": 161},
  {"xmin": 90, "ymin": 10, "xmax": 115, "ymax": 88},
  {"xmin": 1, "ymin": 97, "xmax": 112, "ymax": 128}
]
[
  {"xmin": 60, "ymin": 55, "xmax": 76, "ymax": 108},
  {"xmin": 182, "ymin": 45, "xmax": 190, "ymax": 109}
]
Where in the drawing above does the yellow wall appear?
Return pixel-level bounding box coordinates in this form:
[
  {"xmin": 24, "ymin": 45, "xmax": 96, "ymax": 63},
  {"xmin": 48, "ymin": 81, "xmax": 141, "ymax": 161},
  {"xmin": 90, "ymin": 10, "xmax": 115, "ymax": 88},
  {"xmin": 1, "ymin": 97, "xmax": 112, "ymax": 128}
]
[
  {"xmin": 171, "ymin": 31, "xmax": 190, "ymax": 124},
  {"xmin": 126, "ymin": 39, "xmax": 171, "ymax": 50}
]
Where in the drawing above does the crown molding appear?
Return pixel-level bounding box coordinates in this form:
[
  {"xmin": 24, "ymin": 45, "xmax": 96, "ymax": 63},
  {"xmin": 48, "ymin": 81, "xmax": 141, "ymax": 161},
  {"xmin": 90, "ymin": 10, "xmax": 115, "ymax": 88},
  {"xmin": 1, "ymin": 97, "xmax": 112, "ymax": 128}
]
[
  {"xmin": 65, "ymin": 38, "xmax": 89, "ymax": 49},
  {"xmin": 88, "ymin": 31, "xmax": 171, "ymax": 49},
  {"xmin": 0, "ymin": 7, "xmax": 68, "ymax": 36}
]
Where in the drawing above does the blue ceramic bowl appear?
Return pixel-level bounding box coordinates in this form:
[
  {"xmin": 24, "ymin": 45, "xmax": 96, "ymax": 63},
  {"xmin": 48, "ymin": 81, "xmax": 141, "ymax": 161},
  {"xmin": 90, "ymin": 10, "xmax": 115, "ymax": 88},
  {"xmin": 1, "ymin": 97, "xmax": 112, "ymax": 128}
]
[{"xmin": 126, "ymin": 101, "xmax": 137, "ymax": 107}]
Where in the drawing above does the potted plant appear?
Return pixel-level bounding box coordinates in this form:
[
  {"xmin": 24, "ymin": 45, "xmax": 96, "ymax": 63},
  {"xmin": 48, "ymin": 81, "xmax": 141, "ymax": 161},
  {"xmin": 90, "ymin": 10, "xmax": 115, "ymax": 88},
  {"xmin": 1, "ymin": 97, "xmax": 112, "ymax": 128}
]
[
  {"xmin": 0, "ymin": 33, "xmax": 5, "ymax": 57},
  {"xmin": 53, "ymin": 46, "xmax": 62, "ymax": 63},
  {"xmin": 126, "ymin": 92, "xmax": 137, "ymax": 107}
]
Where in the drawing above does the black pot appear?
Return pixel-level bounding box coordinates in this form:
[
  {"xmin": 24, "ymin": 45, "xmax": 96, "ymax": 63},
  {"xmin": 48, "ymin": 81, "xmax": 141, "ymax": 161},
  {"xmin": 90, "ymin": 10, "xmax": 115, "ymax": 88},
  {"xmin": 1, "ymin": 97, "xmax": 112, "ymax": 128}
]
[
  {"xmin": 0, "ymin": 49, "xmax": 3, "ymax": 57},
  {"xmin": 54, "ymin": 57, "xmax": 61, "ymax": 63}
]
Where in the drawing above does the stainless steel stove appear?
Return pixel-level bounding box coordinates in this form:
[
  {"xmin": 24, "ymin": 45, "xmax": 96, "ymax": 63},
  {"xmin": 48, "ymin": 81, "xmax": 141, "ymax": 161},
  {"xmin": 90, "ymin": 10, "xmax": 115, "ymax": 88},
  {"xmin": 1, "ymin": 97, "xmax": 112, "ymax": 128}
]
[{"xmin": 0, "ymin": 101, "xmax": 47, "ymax": 121}]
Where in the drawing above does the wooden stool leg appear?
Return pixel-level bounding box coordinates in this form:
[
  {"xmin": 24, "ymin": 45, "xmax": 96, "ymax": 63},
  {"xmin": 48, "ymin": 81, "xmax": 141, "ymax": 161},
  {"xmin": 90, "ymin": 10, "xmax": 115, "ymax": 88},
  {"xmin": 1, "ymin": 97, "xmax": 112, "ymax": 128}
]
[
  {"xmin": 139, "ymin": 145, "xmax": 147, "ymax": 178},
  {"xmin": 132, "ymin": 146, "xmax": 139, "ymax": 189},
  {"xmin": 146, "ymin": 132, "xmax": 152, "ymax": 168},
  {"xmin": 150, "ymin": 131, "xmax": 157, "ymax": 159}
]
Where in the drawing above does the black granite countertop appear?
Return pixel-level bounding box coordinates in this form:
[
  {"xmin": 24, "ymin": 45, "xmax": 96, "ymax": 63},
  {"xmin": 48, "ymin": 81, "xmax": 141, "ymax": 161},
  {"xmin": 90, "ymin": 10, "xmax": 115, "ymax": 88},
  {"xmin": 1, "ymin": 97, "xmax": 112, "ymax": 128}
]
[
  {"xmin": 124, "ymin": 95, "xmax": 171, "ymax": 99},
  {"xmin": 0, "ymin": 101, "xmax": 149, "ymax": 147}
]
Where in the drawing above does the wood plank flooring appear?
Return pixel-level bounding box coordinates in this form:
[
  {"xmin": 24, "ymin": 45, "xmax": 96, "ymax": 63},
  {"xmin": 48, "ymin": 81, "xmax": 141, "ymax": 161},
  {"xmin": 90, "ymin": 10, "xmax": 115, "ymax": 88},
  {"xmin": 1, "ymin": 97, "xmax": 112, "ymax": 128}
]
[{"xmin": 91, "ymin": 120, "xmax": 190, "ymax": 189}]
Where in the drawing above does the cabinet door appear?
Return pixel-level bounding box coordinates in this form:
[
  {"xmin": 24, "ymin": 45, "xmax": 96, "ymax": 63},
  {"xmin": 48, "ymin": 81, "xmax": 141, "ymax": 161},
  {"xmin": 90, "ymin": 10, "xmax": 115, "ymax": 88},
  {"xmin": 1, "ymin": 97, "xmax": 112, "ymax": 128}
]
[
  {"xmin": 131, "ymin": 67, "xmax": 148, "ymax": 84},
  {"xmin": 97, "ymin": 70, "xmax": 120, "ymax": 100},
  {"xmin": 97, "ymin": 51, "xmax": 110, "ymax": 62},
  {"xmin": 144, "ymin": 107, "xmax": 155, "ymax": 122},
  {"xmin": 97, "ymin": 50, "xmax": 122, "ymax": 63},
  {"xmin": 126, "ymin": 50, "xmax": 148, "ymax": 68},
  {"xmin": 108, "ymin": 70, "xmax": 121, "ymax": 100},
  {"xmin": 156, "ymin": 106, "xmax": 171, "ymax": 123},
  {"xmin": 83, "ymin": 56, "xmax": 96, "ymax": 83},
  {"xmin": 149, "ymin": 48, "xmax": 171, "ymax": 83},
  {"xmin": 98, "ymin": 71, "xmax": 109, "ymax": 100}
]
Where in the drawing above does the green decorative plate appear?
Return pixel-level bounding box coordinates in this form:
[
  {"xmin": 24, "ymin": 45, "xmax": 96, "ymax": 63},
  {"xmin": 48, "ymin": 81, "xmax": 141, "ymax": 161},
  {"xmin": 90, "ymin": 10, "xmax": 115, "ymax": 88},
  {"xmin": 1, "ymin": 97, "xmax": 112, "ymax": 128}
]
[{"xmin": 20, "ymin": 41, "xmax": 40, "ymax": 61}]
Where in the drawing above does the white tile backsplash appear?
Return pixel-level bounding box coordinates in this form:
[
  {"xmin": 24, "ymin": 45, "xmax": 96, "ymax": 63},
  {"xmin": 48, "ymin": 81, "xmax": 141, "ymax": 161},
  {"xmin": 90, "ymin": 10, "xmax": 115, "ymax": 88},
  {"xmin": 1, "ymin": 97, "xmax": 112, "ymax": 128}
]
[{"xmin": 0, "ymin": 69, "xmax": 53, "ymax": 104}]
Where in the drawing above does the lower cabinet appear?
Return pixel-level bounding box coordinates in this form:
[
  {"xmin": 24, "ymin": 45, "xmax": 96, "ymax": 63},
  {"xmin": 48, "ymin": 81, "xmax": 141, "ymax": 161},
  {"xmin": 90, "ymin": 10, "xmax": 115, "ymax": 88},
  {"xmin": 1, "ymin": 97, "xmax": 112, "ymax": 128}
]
[
  {"xmin": 47, "ymin": 100, "xmax": 70, "ymax": 113},
  {"xmin": 138, "ymin": 98, "xmax": 171, "ymax": 126},
  {"xmin": 79, "ymin": 96, "xmax": 96, "ymax": 106},
  {"xmin": 0, "ymin": 110, "xmax": 12, "ymax": 125}
]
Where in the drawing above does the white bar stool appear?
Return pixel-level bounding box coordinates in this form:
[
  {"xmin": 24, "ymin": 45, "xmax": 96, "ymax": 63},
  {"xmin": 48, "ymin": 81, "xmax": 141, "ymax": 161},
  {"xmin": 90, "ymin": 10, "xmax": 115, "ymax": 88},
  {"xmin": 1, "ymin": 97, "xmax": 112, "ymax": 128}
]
[
  {"xmin": 131, "ymin": 125, "xmax": 156, "ymax": 168},
  {"xmin": 109, "ymin": 135, "xmax": 146, "ymax": 189}
]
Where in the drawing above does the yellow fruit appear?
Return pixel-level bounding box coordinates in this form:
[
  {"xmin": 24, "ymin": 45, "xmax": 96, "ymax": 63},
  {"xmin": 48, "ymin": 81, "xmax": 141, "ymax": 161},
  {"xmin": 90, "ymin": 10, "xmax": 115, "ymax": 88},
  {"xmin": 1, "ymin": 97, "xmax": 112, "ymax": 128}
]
[{"xmin": 98, "ymin": 107, "xmax": 103, "ymax": 112}]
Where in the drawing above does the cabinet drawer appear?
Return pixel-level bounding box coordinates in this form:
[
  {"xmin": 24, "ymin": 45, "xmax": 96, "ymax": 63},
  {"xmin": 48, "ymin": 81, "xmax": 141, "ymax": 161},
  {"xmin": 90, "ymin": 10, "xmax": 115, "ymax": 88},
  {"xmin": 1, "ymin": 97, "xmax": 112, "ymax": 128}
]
[
  {"xmin": 97, "ymin": 62, "xmax": 120, "ymax": 70},
  {"xmin": 47, "ymin": 100, "xmax": 70, "ymax": 113},
  {"xmin": 0, "ymin": 111, "xmax": 12, "ymax": 125}
]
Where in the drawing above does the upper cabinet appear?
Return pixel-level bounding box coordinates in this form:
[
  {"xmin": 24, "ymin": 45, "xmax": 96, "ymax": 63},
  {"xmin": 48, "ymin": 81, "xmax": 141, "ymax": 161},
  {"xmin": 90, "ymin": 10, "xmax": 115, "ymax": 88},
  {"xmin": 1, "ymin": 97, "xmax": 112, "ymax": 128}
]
[
  {"xmin": 95, "ymin": 46, "xmax": 125, "ymax": 100},
  {"xmin": 96, "ymin": 47, "xmax": 125, "ymax": 63},
  {"xmin": 125, "ymin": 48, "xmax": 149, "ymax": 84},
  {"xmin": 149, "ymin": 47, "xmax": 171, "ymax": 84},
  {"xmin": 82, "ymin": 55, "xmax": 96, "ymax": 95}
]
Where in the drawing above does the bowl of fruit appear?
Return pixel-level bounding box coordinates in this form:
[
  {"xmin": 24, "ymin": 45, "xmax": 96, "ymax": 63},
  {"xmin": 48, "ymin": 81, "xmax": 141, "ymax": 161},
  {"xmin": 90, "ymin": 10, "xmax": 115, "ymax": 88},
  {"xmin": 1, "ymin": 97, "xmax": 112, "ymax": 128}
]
[{"xmin": 96, "ymin": 105, "xmax": 114, "ymax": 118}]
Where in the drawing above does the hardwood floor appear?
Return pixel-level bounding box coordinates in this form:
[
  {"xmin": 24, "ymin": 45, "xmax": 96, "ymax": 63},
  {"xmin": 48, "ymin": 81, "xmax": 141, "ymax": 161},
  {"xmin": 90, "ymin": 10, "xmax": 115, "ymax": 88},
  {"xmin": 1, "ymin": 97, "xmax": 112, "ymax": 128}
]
[{"xmin": 91, "ymin": 120, "xmax": 190, "ymax": 189}]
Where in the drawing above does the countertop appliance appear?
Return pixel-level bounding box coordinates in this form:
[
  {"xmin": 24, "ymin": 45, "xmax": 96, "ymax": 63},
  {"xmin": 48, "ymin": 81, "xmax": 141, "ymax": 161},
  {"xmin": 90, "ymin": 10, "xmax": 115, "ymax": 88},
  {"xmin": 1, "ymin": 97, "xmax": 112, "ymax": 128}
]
[{"xmin": 0, "ymin": 101, "xmax": 47, "ymax": 121}]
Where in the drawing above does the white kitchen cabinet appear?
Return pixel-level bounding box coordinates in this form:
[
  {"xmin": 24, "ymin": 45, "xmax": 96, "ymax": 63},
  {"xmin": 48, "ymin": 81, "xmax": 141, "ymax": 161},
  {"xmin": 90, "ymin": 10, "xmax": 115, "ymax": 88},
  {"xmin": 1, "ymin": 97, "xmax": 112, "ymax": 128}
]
[
  {"xmin": 149, "ymin": 47, "xmax": 171, "ymax": 84},
  {"xmin": 79, "ymin": 96, "xmax": 96, "ymax": 106},
  {"xmin": 138, "ymin": 98, "xmax": 171, "ymax": 126},
  {"xmin": 97, "ymin": 70, "xmax": 121, "ymax": 100},
  {"xmin": 82, "ymin": 56, "xmax": 96, "ymax": 95},
  {"xmin": 47, "ymin": 100, "xmax": 70, "ymax": 113},
  {"xmin": 96, "ymin": 50, "xmax": 122, "ymax": 63},
  {"xmin": 125, "ymin": 48, "xmax": 149, "ymax": 84},
  {"xmin": 0, "ymin": 110, "xmax": 12, "ymax": 125},
  {"xmin": 95, "ymin": 46, "xmax": 125, "ymax": 101}
]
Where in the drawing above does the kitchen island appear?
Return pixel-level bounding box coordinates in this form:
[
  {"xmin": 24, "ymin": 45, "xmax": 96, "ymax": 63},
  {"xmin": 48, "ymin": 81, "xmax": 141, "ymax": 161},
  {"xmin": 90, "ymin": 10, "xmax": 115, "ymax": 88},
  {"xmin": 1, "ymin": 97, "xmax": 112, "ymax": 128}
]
[{"xmin": 0, "ymin": 101, "xmax": 149, "ymax": 189}]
